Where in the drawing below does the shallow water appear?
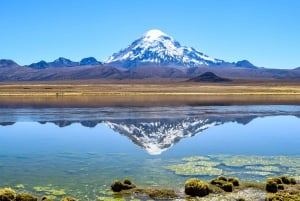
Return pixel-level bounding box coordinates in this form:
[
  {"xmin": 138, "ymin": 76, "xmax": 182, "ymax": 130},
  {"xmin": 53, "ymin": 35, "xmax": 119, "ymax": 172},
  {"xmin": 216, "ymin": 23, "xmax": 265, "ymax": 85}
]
[{"xmin": 0, "ymin": 105, "xmax": 299, "ymax": 200}]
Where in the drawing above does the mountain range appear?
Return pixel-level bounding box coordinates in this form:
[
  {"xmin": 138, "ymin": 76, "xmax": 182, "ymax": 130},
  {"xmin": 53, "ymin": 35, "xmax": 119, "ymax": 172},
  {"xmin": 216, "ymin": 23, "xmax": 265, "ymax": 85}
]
[{"xmin": 0, "ymin": 29, "xmax": 300, "ymax": 81}]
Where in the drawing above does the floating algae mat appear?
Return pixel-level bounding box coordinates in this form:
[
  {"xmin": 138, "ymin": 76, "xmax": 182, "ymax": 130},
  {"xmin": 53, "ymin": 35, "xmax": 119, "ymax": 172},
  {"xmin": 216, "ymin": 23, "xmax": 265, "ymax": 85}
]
[{"xmin": 165, "ymin": 155, "xmax": 300, "ymax": 182}]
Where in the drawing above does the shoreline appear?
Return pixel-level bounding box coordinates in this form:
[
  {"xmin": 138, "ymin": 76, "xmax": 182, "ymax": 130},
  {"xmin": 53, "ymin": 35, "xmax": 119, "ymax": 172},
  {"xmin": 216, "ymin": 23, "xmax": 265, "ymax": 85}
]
[{"xmin": 0, "ymin": 81, "xmax": 300, "ymax": 107}]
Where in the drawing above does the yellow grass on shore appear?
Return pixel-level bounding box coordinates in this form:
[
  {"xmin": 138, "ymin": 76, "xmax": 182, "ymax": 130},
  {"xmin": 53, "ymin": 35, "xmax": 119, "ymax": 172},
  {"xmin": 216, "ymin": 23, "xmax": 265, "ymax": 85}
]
[{"xmin": 0, "ymin": 81, "xmax": 300, "ymax": 106}]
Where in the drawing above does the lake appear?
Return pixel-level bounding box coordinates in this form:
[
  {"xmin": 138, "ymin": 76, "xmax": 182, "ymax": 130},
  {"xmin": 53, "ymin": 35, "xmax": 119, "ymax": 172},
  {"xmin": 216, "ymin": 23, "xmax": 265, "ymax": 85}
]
[{"xmin": 0, "ymin": 105, "xmax": 300, "ymax": 200}]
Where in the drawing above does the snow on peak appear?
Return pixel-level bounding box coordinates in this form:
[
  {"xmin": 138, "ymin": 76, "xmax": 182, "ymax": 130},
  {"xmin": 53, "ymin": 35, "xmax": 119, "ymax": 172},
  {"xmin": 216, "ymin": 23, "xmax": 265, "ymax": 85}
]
[
  {"xmin": 143, "ymin": 29, "xmax": 168, "ymax": 41},
  {"xmin": 105, "ymin": 29, "xmax": 224, "ymax": 67}
]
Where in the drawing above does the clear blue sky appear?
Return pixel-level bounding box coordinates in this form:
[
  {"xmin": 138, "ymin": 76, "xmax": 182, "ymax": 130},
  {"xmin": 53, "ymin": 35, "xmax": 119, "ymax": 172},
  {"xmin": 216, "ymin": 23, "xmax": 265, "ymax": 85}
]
[{"xmin": 1, "ymin": 0, "xmax": 299, "ymax": 69}]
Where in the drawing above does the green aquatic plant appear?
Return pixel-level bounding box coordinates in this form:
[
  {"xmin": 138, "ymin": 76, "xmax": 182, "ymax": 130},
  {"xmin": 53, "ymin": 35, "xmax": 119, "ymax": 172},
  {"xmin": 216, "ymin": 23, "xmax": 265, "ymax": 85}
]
[
  {"xmin": 210, "ymin": 176, "xmax": 240, "ymax": 192},
  {"xmin": 165, "ymin": 162, "xmax": 222, "ymax": 176},
  {"xmin": 210, "ymin": 178, "xmax": 224, "ymax": 186},
  {"xmin": 277, "ymin": 184, "xmax": 284, "ymax": 190},
  {"xmin": 111, "ymin": 179, "xmax": 136, "ymax": 192},
  {"xmin": 182, "ymin": 156, "xmax": 210, "ymax": 162},
  {"xmin": 184, "ymin": 178, "xmax": 209, "ymax": 197},
  {"xmin": 272, "ymin": 177, "xmax": 283, "ymax": 184},
  {"xmin": 266, "ymin": 180, "xmax": 278, "ymax": 193},
  {"xmin": 222, "ymin": 182, "xmax": 233, "ymax": 192},
  {"xmin": 228, "ymin": 177, "xmax": 240, "ymax": 186},
  {"xmin": 210, "ymin": 179, "xmax": 234, "ymax": 192},
  {"xmin": 290, "ymin": 178, "xmax": 297, "ymax": 185},
  {"xmin": 123, "ymin": 178, "xmax": 132, "ymax": 185},
  {"xmin": 245, "ymin": 165, "xmax": 281, "ymax": 172},
  {"xmin": 33, "ymin": 186, "xmax": 66, "ymax": 196},
  {"xmin": 60, "ymin": 197, "xmax": 78, "ymax": 201},
  {"xmin": 242, "ymin": 170, "xmax": 273, "ymax": 176},
  {"xmin": 265, "ymin": 192, "xmax": 300, "ymax": 201},
  {"xmin": 111, "ymin": 180, "xmax": 124, "ymax": 192},
  {"xmin": 16, "ymin": 193, "xmax": 37, "ymax": 201},
  {"xmin": 279, "ymin": 176, "xmax": 291, "ymax": 184},
  {"xmin": 0, "ymin": 187, "xmax": 16, "ymax": 201},
  {"xmin": 217, "ymin": 176, "xmax": 227, "ymax": 181},
  {"xmin": 238, "ymin": 182, "xmax": 265, "ymax": 190},
  {"xmin": 134, "ymin": 188, "xmax": 177, "ymax": 199},
  {"xmin": 97, "ymin": 197, "xmax": 126, "ymax": 201},
  {"xmin": 15, "ymin": 184, "xmax": 25, "ymax": 189},
  {"xmin": 41, "ymin": 196, "xmax": 53, "ymax": 201}
]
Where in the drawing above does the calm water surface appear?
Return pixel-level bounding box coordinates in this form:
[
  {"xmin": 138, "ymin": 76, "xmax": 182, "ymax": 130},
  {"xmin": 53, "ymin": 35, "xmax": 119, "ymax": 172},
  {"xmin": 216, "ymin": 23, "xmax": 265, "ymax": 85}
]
[{"xmin": 0, "ymin": 105, "xmax": 299, "ymax": 200}]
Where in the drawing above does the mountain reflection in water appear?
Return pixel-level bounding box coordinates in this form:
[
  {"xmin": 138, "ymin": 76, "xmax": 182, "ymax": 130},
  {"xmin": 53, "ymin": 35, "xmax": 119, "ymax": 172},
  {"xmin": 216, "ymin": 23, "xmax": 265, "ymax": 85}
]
[{"xmin": 1, "ymin": 105, "xmax": 300, "ymax": 155}]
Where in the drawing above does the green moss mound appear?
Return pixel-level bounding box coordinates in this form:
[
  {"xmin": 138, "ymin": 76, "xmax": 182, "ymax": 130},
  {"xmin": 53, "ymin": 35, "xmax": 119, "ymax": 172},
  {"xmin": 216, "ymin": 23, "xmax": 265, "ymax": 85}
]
[
  {"xmin": 184, "ymin": 178, "xmax": 209, "ymax": 197},
  {"xmin": 217, "ymin": 176, "xmax": 227, "ymax": 181},
  {"xmin": 266, "ymin": 181, "xmax": 278, "ymax": 193},
  {"xmin": 266, "ymin": 176, "xmax": 297, "ymax": 193},
  {"xmin": 210, "ymin": 176, "xmax": 238, "ymax": 192},
  {"xmin": 111, "ymin": 180, "xmax": 124, "ymax": 192},
  {"xmin": 60, "ymin": 197, "xmax": 78, "ymax": 201},
  {"xmin": 222, "ymin": 182, "xmax": 233, "ymax": 192},
  {"xmin": 228, "ymin": 177, "xmax": 240, "ymax": 186},
  {"xmin": 135, "ymin": 188, "xmax": 177, "ymax": 199},
  {"xmin": 111, "ymin": 178, "xmax": 136, "ymax": 192},
  {"xmin": 123, "ymin": 178, "xmax": 132, "ymax": 185},
  {"xmin": 266, "ymin": 192, "xmax": 300, "ymax": 201},
  {"xmin": 0, "ymin": 188, "xmax": 16, "ymax": 201},
  {"xmin": 16, "ymin": 193, "xmax": 37, "ymax": 201},
  {"xmin": 279, "ymin": 176, "xmax": 291, "ymax": 184},
  {"xmin": 41, "ymin": 196, "xmax": 53, "ymax": 201},
  {"xmin": 290, "ymin": 178, "xmax": 297, "ymax": 185},
  {"xmin": 277, "ymin": 184, "xmax": 284, "ymax": 190}
]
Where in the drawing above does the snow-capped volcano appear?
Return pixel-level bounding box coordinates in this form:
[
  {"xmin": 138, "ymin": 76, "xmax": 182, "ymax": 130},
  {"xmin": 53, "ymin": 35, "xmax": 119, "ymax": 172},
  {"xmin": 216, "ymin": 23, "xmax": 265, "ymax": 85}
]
[{"xmin": 105, "ymin": 29, "xmax": 225, "ymax": 68}]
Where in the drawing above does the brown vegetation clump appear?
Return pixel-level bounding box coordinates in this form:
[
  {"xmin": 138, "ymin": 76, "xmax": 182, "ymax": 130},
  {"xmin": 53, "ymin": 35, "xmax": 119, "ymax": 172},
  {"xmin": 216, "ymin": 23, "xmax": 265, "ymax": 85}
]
[
  {"xmin": 184, "ymin": 178, "xmax": 209, "ymax": 197},
  {"xmin": 111, "ymin": 178, "xmax": 136, "ymax": 192},
  {"xmin": 16, "ymin": 193, "xmax": 37, "ymax": 201},
  {"xmin": 0, "ymin": 188, "xmax": 16, "ymax": 201},
  {"xmin": 210, "ymin": 176, "xmax": 238, "ymax": 192},
  {"xmin": 60, "ymin": 197, "xmax": 78, "ymax": 201}
]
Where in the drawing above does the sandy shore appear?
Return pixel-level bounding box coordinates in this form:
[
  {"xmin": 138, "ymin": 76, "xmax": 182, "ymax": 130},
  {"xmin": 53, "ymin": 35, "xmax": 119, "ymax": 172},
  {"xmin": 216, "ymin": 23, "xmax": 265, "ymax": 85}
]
[{"xmin": 0, "ymin": 81, "xmax": 300, "ymax": 107}]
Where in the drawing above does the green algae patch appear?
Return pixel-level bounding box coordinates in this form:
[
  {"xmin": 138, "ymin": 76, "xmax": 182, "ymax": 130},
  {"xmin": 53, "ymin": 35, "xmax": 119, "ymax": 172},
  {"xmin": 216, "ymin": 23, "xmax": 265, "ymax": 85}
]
[
  {"xmin": 245, "ymin": 165, "xmax": 281, "ymax": 172},
  {"xmin": 15, "ymin": 184, "xmax": 25, "ymax": 189},
  {"xmin": 182, "ymin": 156, "xmax": 210, "ymax": 162},
  {"xmin": 218, "ymin": 155, "xmax": 300, "ymax": 168},
  {"xmin": 165, "ymin": 158, "xmax": 222, "ymax": 176},
  {"xmin": 165, "ymin": 163, "xmax": 222, "ymax": 176},
  {"xmin": 219, "ymin": 155, "xmax": 277, "ymax": 167},
  {"xmin": 97, "ymin": 197, "xmax": 126, "ymax": 201},
  {"xmin": 33, "ymin": 186, "xmax": 66, "ymax": 196},
  {"xmin": 242, "ymin": 171, "xmax": 273, "ymax": 176}
]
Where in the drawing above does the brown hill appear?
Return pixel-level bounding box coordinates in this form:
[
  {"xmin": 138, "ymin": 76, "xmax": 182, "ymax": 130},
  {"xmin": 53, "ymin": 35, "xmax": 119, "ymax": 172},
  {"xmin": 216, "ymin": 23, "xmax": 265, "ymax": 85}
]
[{"xmin": 188, "ymin": 72, "xmax": 231, "ymax": 82}]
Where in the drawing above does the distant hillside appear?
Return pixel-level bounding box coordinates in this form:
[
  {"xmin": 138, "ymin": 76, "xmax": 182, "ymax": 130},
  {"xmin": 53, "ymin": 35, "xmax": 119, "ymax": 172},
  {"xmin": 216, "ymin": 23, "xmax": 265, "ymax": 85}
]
[
  {"xmin": 0, "ymin": 59, "xmax": 20, "ymax": 68},
  {"xmin": 27, "ymin": 57, "xmax": 102, "ymax": 69},
  {"xmin": 188, "ymin": 72, "xmax": 231, "ymax": 82}
]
